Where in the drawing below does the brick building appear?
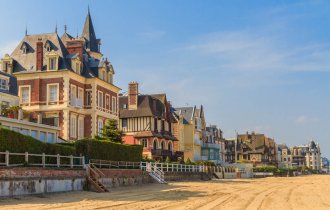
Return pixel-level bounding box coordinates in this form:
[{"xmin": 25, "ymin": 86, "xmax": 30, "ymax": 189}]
[{"xmin": 0, "ymin": 9, "xmax": 120, "ymax": 141}]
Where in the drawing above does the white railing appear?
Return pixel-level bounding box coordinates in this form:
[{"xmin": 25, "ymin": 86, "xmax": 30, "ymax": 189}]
[
  {"xmin": 146, "ymin": 162, "xmax": 166, "ymax": 183},
  {"xmin": 96, "ymin": 106, "xmax": 117, "ymax": 116},
  {"xmin": 140, "ymin": 162, "xmax": 203, "ymax": 173},
  {"xmin": 0, "ymin": 151, "xmax": 85, "ymax": 168},
  {"xmin": 89, "ymin": 159, "xmax": 141, "ymax": 169}
]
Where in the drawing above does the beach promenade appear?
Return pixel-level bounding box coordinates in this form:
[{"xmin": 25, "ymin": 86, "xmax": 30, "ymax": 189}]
[{"xmin": 0, "ymin": 175, "xmax": 329, "ymax": 210}]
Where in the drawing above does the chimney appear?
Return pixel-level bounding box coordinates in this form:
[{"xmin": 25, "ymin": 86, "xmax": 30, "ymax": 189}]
[
  {"xmin": 128, "ymin": 82, "xmax": 138, "ymax": 110},
  {"xmin": 36, "ymin": 40, "xmax": 43, "ymax": 71}
]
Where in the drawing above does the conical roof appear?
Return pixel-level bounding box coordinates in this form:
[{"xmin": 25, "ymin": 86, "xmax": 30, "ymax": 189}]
[{"xmin": 81, "ymin": 8, "xmax": 99, "ymax": 52}]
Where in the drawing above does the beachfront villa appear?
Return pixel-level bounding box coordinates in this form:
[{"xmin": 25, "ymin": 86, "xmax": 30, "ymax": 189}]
[
  {"xmin": 0, "ymin": 9, "xmax": 120, "ymax": 141},
  {"xmin": 118, "ymin": 82, "xmax": 180, "ymax": 160}
]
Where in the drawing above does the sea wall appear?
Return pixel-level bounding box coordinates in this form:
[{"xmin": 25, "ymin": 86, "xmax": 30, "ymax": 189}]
[
  {"xmin": 0, "ymin": 167, "xmax": 85, "ymax": 197},
  {"xmin": 97, "ymin": 169, "xmax": 153, "ymax": 189}
]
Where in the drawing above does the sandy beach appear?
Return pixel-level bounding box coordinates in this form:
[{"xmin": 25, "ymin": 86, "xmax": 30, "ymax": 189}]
[{"xmin": 0, "ymin": 175, "xmax": 329, "ymax": 210}]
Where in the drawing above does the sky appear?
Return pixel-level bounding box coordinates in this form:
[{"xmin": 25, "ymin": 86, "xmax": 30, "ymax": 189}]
[{"xmin": 0, "ymin": 0, "xmax": 329, "ymax": 157}]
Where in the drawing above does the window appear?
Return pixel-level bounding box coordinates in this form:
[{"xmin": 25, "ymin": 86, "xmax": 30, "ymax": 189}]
[
  {"xmin": 78, "ymin": 117, "xmax": 84, "ymax": 139},
  {"xmin": 77, "ymin": 88, "xmax": 84, "ymax": 107},
  {"xmin": 70, "ymin": 85, "xmax": 77, "ymax": 105},
  {"xmin": 49, "ymin": 57, "xmax": 57, "ymax": 70},
  {"xmin": 0, "ymin": 78, "xmax": 8, "ymax": 90},
  {"xmin": 20, "ymin": 129, "xmax": 29, "ymax": 136},
  {"xmin": 31, "ymin": 130, "xmax": 38, "ymax": 139},
  {"xmin": 168, "ymin": 142, "xmax": 172, "ymax": 151},
  {"xmin": 47, "ymin": 133, "xmax": 55, "ymax": 143},
  {"xmin": 2, "ymin": 61, "xmax": 9, "ymax": 72},
  {"xmin": 48, "ymin": 84, "xmax": 58, "ymax": 102},
  {"xmin": 74, "ymin": 62, "xmax": 81, "ymax": 74},
  {"xmin": 86, "ymin": 90, "xmax": 92, "ymax": 106},
  {"xmin": 122, "ymin": 118, "xmax": 128, "ymax": 128},
  {"xmin": 98, "ymin": 119, "xmax": 103, "ymax": 135},
  {"xmin": 112, "ymin": 97, "xmax": 117, "ymax": 113},
  {"xmin": 161, "ymin": 141, "xmax": 165, "ymax": 150},
  {"xmin": 20, "ymin": 86, "xmax": 30, "ymax": 104},
  {"xmin": 97, "ymin": 91, "xmax": 103, "ymax": 108},
  {"xmin": 39, "ymin": 131, "xmax": 46, "ymax": 142},
  {"xmin": 70, "ymin": 115, "xmax": 77, "ymax": 138},
  {"xmin": 141, "ymin": 139, "xmax": 148, "ymax": 148},
  {"xmin": 123, "ymin": 104, "xmax": 127, "ymax": 109},
  {"xmin": 102, "ymin": 71, "xmax": 106, "ymax": 81},
  {"xmin": 108, "ymin": 73, "xmax": 113, "ymax": 83}
]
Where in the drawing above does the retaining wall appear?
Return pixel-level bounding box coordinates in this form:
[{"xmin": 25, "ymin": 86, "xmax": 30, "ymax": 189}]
[{"xmin": 0, "ymin": 167, "xmax": 85, "ymax": 197}]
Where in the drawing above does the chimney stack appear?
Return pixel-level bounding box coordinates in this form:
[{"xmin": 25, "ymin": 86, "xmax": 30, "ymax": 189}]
[
  {"xmin": 36, "ymin": 40, "xmax": 43, "ymax": 71},
  {"xmin": 128, "ymin": 82, "xmax": 138, "ymax": 110}
]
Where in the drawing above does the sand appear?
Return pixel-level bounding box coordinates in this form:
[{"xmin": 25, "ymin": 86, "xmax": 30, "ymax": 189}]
[{"xmin": 0, "ymin": 175, "xmax": 329, "ymax": 210}]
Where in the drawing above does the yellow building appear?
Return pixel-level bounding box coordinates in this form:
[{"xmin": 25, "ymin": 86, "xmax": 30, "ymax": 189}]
[{"xmin": 172, "ymin": 105, "xmax": 206, "ymax": 161}]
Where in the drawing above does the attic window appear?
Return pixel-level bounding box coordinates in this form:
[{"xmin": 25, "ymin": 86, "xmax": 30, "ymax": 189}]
[
  {"xmin": 22, "ymin": 45, "xmax": 27, "ymax": 54},
  {"xmin": 45, "ymin": 41, "xmax": 52, "ymax": 52}
]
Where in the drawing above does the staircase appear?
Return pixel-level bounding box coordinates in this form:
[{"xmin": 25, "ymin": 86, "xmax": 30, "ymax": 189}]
[
  {"xmin": 146, "ymin": 163, "xmax": 167, "ymax": 184},
  {"xmin": 87, "ymin": 164, "xmax": 109, "ymax": 192}
]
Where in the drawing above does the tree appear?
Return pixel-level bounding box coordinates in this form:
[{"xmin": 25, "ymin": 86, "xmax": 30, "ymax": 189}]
[{"xmin": 95, "ymin": 119, "xmax": 123, "ymax": 143}]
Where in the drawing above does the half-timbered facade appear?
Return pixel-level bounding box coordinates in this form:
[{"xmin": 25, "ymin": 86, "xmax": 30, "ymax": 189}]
[
  {"xmin": 119, "ymin": 82, "xmax": 178, "ymax": 160},
  {"xmin": 0, "ymin": 9, "xmax": 120, "ymax": 141}
]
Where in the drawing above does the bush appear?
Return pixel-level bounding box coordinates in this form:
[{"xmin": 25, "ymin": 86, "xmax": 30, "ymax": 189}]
[
  {"xmin": 0, "ymin": 127, "xmax": 76, "ymax": 165},
  {"xmin": 75, "ymin": 139, "xmax": 143, "ymax": 162}
]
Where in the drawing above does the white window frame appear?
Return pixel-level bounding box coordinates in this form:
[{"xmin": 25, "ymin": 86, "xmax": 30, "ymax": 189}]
[
  {"xmin": 97, "ymin": 91, "xmax": 103, "ymax": 108},
  {"xmin": 70, "ymin": 84, "xmax": 77, "ymax": 105},
  {"xmin": 98, "ymin": 119, "xmax": 104, "ymax": 135},
  {"xmin": 47, "ymin": 83, "xmax": 59, "ymax": 103},
  {"xmin": 0, "ymin": 76, "xmax": 9, "ymax": 90},
  {"xmin": 19, "ymin": 85, "xmax": 31, "ymax": 104},
  {"xmin": 78, "ymin": 87, "xmax": 84, "ymax": 106},
  {"xmin": 86, "ymin": 89, "xmax": 92, "ymax": 106},
  {"xmin": 105, "ymin": 94, "xmax": 110, "ymax": 109},
  {"xmin": 48, "ymin": 57, "xmax": 57, "ymax": 71},
  {"xmin": 111, "ymin": 96, "xmax": 117, "ymax": 114},
  {"xmin": 78, "ymin": 116, "xmax": 84, "ymax": 139},
  {"xmin": 70, "ymin": 114, "xmax": 77, "ymax": 138}
]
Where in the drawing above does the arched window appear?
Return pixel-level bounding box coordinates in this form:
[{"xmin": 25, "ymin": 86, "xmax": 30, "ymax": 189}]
[
  {"xmin": 153, "ymin": 139, "xmax": 158, "ymax": 150},
  {"xmin": 161, "ymin": 141, "xmax": 165, "ymax": 150},
  {"xmin": 168, "ymin": 141, "xmax": 172, "ymax": 151}
]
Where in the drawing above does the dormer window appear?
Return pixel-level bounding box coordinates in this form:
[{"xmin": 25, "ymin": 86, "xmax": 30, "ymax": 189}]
[
  {"xmin": 1, "ymin": 54, "xmax": 13, "ymax": 74},
  {"xmin": 44, "ymin": 40, "xmax": 52, "ymax": 52},
  {"xmin": 49, "ymin": 57, "xmax": 56, "ymax": 70},
  {"xmin": 22, "ymin": 45, "xmax": 27, "ymax": 54},
  {"xmin": 46, "ymin": 50, "xmax": 59, "ymax": 71}
]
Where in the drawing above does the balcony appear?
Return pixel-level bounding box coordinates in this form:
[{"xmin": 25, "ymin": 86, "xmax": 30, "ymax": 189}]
[
  {"xmin": 202, "ymin": 142, "xmax": 220, "ymax": 149},
  {"xmin": 194, "ymin": 138, "xmax": 202, "ymax": 145},
  {"xmin": 96, "ymin": 106, "xmax": 117, "ymax": 116},
  {"xmin": 70, "ymin": 98, "xmax": 83, "ymax": 108},
  {"xmin": 151, "ymin": 149, "xmax": 173, "ymax": 157}
]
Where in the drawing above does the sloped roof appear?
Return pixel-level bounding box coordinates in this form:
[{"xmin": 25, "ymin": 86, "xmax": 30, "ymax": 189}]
[
  {"xmin": 10, "ymin": 33, "xmax": 69, "ymax": 72},
  {"xmin": 119, "ymin": 95, "xmax": 165, "ymax": 118},
  {"xmin": 173, "ymin": 107, "xmax": 194, "ymax": 124}
]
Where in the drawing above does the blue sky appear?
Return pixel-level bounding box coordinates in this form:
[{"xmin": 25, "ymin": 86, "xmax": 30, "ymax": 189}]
[{"xmin": 0, "ymin": 0, "xmax": 329, "ymax": 157}]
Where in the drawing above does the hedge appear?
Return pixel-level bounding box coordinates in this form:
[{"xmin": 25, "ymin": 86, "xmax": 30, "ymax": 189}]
[
  {"xmin": 0, "ymin": 127, "xmax": 75, "ymax": 165},
  {"xmin": 75, "ymin": 139, "xmax": 143, "ymax": 162},
  {"xmin": 0, "ymin": 128, "xmax": 143, "ymax": 164}
]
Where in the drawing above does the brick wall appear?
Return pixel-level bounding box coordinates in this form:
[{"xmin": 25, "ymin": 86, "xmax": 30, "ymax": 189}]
[
  {"xmin": 0, "ymin": 168, "xmax": 85, "ymax": 179},
  {"xmin": 96, "ymin": 85, "xmax": 117, "ymax": 111}
]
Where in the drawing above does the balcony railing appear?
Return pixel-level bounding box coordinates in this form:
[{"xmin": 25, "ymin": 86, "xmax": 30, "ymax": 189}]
[
  {"xmin": 151, "ymin": 149, "xmax": 173, "ymax": 157},
  {"xmin": 70, "ymin": 98, "xmax": 83, "ymax": 108},
  {"xmin": 96, "ymin": 106, "xmax": 117, "ymax": 116},
  {"xmin": 194, "ymin": 138, "xmax": 202, "ymax": 145},
  {"xmin": 202, "ymin": 142, "xmax": 220, "ymax": 149}
]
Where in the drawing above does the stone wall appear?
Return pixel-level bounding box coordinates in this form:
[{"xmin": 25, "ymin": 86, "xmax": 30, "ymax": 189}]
[{"xmin": 0, "ymin": 167, "xmax": 85, "ymax": 197}]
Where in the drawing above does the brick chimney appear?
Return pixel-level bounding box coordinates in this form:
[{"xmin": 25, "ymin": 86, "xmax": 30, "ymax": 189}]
[
  {"xmin": 36, "ymin": 40, "xmax": 43, "ymax": 71},
  {"xmin": 128, "ymin": 82, "xmax": 138, "ymax": 110},
  {"xmin": 66, "ymin": 40, "xmax": 84, "ymax": 61}
]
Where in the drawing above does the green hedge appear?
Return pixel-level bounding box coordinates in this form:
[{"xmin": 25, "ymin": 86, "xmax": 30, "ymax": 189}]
[
  {"xmin": 0, "ymin": 127, "xmax": 75, "ymax": 165},
  {"xmin": 0, "ymin": 128, "xmax": 143, "ymax": 164},
  {"xmin": 75, "ymin": 139, "xmax": 143, "ymax": 162}
]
